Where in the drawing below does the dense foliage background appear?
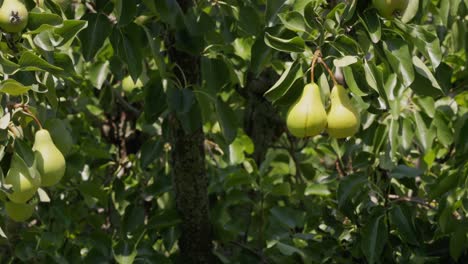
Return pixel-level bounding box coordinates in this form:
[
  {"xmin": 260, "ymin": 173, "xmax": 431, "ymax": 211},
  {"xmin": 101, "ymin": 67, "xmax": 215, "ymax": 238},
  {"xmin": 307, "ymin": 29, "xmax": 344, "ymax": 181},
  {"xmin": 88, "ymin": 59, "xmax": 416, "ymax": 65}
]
[{"xmin": 0, "ymin": 0, "xmax": 467, "ymax": 263}]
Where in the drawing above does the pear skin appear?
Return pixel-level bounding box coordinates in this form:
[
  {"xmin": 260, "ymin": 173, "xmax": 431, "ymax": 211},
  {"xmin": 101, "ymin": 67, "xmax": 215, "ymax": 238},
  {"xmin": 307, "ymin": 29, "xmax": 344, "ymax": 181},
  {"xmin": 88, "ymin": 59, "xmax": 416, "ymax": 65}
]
[
  {"xmin": 286, "ymin": 83, "xmax": 327, "ymax": 138},
  {"xmin": 372, "ymin": 0, "xmax": 408, "ymax": 18},
  {"xmin": 5, "ymin": 201, "xmax": 34, "ymax": 222},
  {"xmin": 0, "ymin": 0, "xmax": 28, "ymax": 33},
  {"xmin": 33, "ymin": 129, "xmax": 66, "ymax": 187},
  {"xmin": 327, "ymin": 85, "xmax": 360, "ymax": 138}
]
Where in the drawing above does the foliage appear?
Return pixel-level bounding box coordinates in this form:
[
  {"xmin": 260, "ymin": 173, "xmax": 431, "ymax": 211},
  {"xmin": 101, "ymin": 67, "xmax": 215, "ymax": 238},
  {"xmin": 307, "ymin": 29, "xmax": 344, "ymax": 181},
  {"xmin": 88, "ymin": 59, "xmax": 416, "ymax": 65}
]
[{"xmin": 0, "ymin": 0, "xmax": 466, "ymax": 263}]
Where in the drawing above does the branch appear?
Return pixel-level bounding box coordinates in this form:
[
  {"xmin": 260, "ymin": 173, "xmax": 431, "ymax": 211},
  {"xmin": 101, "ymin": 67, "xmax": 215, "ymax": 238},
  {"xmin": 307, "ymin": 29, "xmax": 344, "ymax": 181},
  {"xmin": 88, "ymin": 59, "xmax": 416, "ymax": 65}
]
[{"xmin": 387, "ymin": 194, "xmax": 435, "ymax": 209}]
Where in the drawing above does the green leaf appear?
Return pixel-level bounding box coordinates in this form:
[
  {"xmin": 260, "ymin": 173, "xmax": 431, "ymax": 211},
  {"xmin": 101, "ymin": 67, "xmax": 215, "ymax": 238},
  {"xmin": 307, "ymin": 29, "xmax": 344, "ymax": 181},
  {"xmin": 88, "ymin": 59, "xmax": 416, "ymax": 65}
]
[
  {"xmin": 110, "ymin": 24, "xmax": 144, "ymax": 82},
  {"xmin": 450, "ymin": 224, "xmax": 468, "ymax": 261},
  {"xmin": 428, "ymin": 170, "xmax": 460, "ymax": 200},
  {"xmin": 144, "ymin": 75, "xmax": 167, "ymax": 123},
  {"xmin": 271, "ymin": 182, "xmax": 291, "ymax": 196},
  {"xmin": 89, "ymin": 61, "xmax": 109, "ymax": 90},
  {"xmin": 390, "ymin": 165, "xmax": 423, "ymax": 179},
  {"xmin": 359, "ymin": 11, "xmax": 381, "ymax": 43},
  {"xmin": 114, "ymin": 0, "xmax": 137, "ymax": 26},
  {"xmin": 216, "ymin": 97, "xmax": 238, "ymax": 144},
  {"xmin": 113, "ymin": 241, "xmax": 137, "ymax": 264},
  {"xmin": 264, "ymin": 60, "xmax": 303, "ymax": 102},
  {"xmin": 201, "ymin": 58, "xmax": 230, "ymax": 93},
  {"xmin": 333, "ymin": 56, "xmax": 358, "ymax": 68},
  {"xmin": 0, "ymin": 55, "xmax": 20, "ymax": 75},
  {"xmin": 275, "ymin": 241, "xmax": 306, "ymax": 258},
  {"xmin": 19, "ymin": 51, "xmax": 64, "ymax": 75},
  {"xmin": 342, "ymin": 63, "xmax": 369, "ymax": 96},
  {"xmin": 363, "ymin": 60, "xmax": 388, "ymax": 108},
  {"xmin": 238, "ymin": 5, "xmax": 261, "ymax": 35},
  {"xmin": 383, "ymin": 39, "xmax": 415, "ymax": 87},
  {"xmin": 264, "ymin": 32, "xmax": 305, "ymax": 53},
  {"xmin": 26, "ymin": 12, "xmax": 63, "ymax": 33},
  {"xmin": 0, "ymin": 79, "xmax": 33, "ymax": 96},
  {"xmin": 270, "ymin": 207, "xmax": 304, "ymax": 229},
  {"xmin": 79, "ymin": 13, "xmax": 113, "ymax": 61},
  {"xmin": 54, "ymin": 20, "xmax": 88, "ymax": 46},
  {"xmin": 304, "ymin": 184, "xmax": 331, "ymax": 196},
  {"xmin": 361, "ymin": 211, "xmax": 388, "ymax": 264},
  {"xmin": 229, "ymin": 134, "xmax": 254, "ymax": 164},
  {"xmin": 399, "ymin": 23, "xmax": 442, "ymax": 70},
  {"xmin": 337, "ymin": 173, "xmax": 367, "ymax": 209},
  {"xmin": 389, "ymin": 205, "xmax": 419, "ymax": 245},
  {"xmin": 278, "ymin": 11, "xmax": 308, "ymax": 33},
  {"xmin": 410, "ymin": 56, "xmax": 444, "ymax": 97},
  {"xmin": 140, "ymin": 139, "xmax": 163, "ymax": 170},
  {"xmin": 413, "ymin": 111, "xmax": 434, "ymax": 152},
  {"xmin": 433, "ymin": 110, "xmax": 454, "ymax": 146}
]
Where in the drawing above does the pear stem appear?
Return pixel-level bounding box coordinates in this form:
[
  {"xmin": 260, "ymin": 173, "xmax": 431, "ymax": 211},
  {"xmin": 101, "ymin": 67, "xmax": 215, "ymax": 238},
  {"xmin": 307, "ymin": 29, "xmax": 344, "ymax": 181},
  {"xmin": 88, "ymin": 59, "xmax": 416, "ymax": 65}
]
[
  {"xmin": 13, "ymin": 104, "xmax": 43, "ymax": 130},
  {"xmin": 318, "ymin": 57, "xmax": 339, "ymax": 87},
  {"xmin": 21, "ymin": 110, "xmax": 43, "ymax": 130},
  {"xmin": 310, "ymin": 50, "xmax": 322, "ymax": 83}
]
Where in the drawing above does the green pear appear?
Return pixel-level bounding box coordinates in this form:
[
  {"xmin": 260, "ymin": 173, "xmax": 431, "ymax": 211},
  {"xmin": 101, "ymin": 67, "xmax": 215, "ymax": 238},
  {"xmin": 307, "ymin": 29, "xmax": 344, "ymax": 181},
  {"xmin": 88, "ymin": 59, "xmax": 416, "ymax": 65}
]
[
  {"xmin": 44, "ymin": 119, "xmax": 73, "ymax": 157},
  {"xmin": 286, "ymin": 83, "xmax": 327, "ymax": 138},
  {"xmin": 33, "ymin": 129, "xmax": 66, "ymax": 187},
  {"xmin": 0, "ymin": 0, "xmax": 28, "ymax": 33},
  {"xmin": 5, "ymin": 154, "xmax": 40, "ymax": 203},
  {"xmin": 372, "ymin": 0, "xmax": 407, "ymax": 18},
  {"xmin": 327, "ymin": 85, "xmax": 360, "ymax": 138},
  {"xmin": 5, "ymin": 201, "xmax": 34, "ymax": 222}
]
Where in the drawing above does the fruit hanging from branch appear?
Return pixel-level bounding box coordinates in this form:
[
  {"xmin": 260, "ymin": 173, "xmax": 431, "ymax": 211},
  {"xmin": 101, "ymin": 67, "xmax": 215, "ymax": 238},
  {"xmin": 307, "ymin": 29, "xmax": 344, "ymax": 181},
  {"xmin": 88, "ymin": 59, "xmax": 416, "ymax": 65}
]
[
  {"xmin": 286, "ymin": 83, "xmax": 328, "ymax": 138},
  {"xmin": 372, "ymin": 0, "xmax": 419, "ymax": 22},
  {"xmin": 326, "ymin": 85, "xmax": 360, "ymax": 139},
  {"xmin": 33, "ymin": 129, "xmax": 66, "ymax": 187},
  {"xmin": 5, "ymin": 201, "xmax": 34, "ymax": 222},
  {"xmin": 0, "ymin": 0, "xmax": 28, "ymax": 33}
]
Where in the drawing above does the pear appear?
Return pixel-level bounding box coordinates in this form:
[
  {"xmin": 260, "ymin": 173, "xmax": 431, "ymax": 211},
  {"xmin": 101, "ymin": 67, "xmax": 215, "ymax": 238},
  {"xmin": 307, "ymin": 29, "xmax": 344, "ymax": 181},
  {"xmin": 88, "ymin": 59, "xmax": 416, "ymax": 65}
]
[
  {"xmin": 0, "ymin": 0, "xmax": 28, "ymax": 33},
  {"xmin": 5, "ymin": 201, "xmax": 34, "ymax": 222},
  {"xmin": 33, "ymin": 129, "xmax": 66, "ymax": 187},
  {"xmin": 327, "ymin": 85, "xmax": 360, "ymax": 138},
  {"xmin": 372, "ymin": 0, "xmax": 407, "ymax": 19},
  {"xmin": 286, "ymin": 83, "xmax": 327, "ymax": 138},
  {"xmin": 5, "ymin": 154, "xmax": 40, "ymax": 203}
]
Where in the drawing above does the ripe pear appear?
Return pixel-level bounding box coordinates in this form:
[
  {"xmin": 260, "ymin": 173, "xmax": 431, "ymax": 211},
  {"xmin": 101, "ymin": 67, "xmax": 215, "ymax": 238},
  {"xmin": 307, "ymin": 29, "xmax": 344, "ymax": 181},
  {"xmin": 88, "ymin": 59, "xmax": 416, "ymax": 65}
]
[
  {"xmin": 0, "ymin": 0, "xmax": 28, "ymax": 33},
  {"xmin": 5, "ymin": 155, "xmax": 40, "ymax": 203},
  {"xmin": 327, "ymin": 85, "xmax": 360, "ymax": 138},
  {"xmin": 286, "ymin": 83, "xmax": 327, "ymax": 138},
  {"xmin": 5, "ymin": 201, "xmax": 34, "ymax": 222},
  {"xmin": 33, "ymin": 129, "xmax": 66, "ymax": 187},
  {"xmin": 372, "ymin": 0, "xmax": 408, "ymax": 19}
]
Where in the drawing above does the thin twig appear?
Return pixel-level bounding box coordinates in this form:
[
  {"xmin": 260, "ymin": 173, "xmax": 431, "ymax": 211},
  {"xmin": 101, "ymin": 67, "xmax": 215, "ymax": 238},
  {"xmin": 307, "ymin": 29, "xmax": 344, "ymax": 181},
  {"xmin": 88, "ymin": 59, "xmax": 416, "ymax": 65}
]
[
  {"xmin": 387, "ymin": 194, "xmax": 435, "ymax": 209},
  {"xmin": 318, "ymin": 57, "xmax": 338, "ymax": 86},
  {"xmin": 335, "ymin": 159, "xmax": 345, "ymax": 178},
  {"xmin": 310, "ymin": 50, "xmax": 322, "ymax": 82}
]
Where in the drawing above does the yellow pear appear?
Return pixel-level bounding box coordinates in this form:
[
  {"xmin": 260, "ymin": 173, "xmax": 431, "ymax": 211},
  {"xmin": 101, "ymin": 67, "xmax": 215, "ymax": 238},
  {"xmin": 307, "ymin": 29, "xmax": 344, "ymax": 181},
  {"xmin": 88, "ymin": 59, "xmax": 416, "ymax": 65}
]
[
  {"xmin": 5, "ymin": 201, "xmax": 34, "ymax": 222},
  {"xmin": 5, "ymin": 154, "xmax": 40, "ymax": 203},
  {"xmin": 33, "ymin": 129, "xmax": 66, "ymax": 187},
  {"xmin": 0, "ymin": 0, "xmax": 28, "ymax": 33},
  {"xmin": 327, "ymin": 85, "xmax": 360, "ymax": 138},
  {"xmin": 286, "ymin": 83, "xmax": 327, "ymax": 138}
]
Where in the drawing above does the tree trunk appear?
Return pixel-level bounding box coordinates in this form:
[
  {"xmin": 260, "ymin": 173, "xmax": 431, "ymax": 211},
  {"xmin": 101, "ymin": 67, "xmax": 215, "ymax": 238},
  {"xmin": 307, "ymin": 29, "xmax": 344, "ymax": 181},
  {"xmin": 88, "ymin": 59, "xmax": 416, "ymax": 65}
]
[
  {"xmin": 166, "ymin": 1, "xmax": 214, "ymax": 263},
  {"xmin": 244, "ymin": 71, "xmax": 285, "ymax": 164}
]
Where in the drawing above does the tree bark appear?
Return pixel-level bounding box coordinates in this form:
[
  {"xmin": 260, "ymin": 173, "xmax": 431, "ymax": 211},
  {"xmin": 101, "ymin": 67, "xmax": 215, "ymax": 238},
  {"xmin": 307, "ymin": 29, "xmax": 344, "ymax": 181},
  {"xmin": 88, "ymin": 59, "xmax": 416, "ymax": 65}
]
[
  {"xmin": 166, "ymin": 1, "xmax": 214, "ymax": 263},
  {"xmin": 244, "ymin": 71, "xmax": 285, "ymax": 164}
]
